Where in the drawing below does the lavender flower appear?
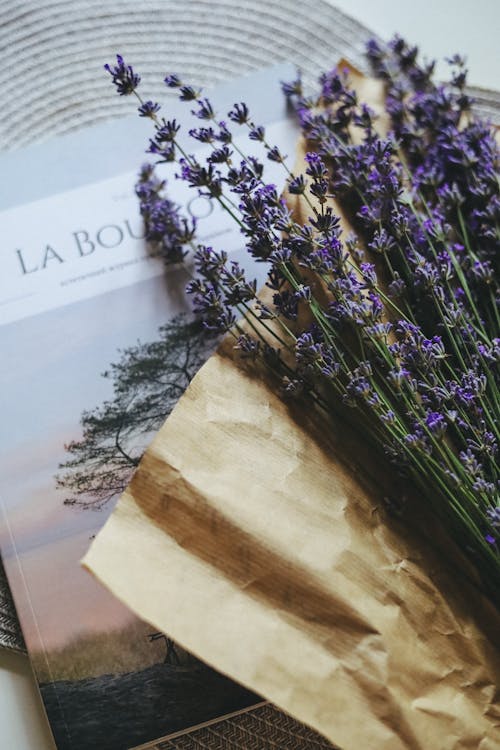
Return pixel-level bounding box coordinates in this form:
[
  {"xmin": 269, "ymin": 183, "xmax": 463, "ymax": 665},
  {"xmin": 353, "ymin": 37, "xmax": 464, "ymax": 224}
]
[
  {"xmin": 192, "ymin": 98, "xmax": 215, "ymax": 120},
  {"xmin": 104, "ymin": 54, "xmax": 140, "ymax": 96},
  {"xmin": 138, "ymin": 100, "xmax": 161, "ymax": 118},
  {"xmin": 135, "ymin": 164, "xmax": 195, "ymax": 263},
  {"xmin": 164, "ymin": 73, "xmax": 182, "ymax": 88},
  {"xmin": 228, "ymin": 102, "xmax": 249, "ymax": 124},
  {"xmin": 234, "ymin": 333, "xmax": 260, "ymax": 358}
]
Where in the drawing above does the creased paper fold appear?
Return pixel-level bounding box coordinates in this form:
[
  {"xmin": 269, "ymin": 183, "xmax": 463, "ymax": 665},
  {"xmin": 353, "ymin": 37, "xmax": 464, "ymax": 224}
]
[{"xmin": 83, "ymin": 339, "xmax": 500, "ymax": 750}]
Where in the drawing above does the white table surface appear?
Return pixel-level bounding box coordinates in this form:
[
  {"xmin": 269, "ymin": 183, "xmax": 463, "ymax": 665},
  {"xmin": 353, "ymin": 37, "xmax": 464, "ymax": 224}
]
[{"xmin": 1, "ymin": 2, "xmax": 498, "ymax": 748}]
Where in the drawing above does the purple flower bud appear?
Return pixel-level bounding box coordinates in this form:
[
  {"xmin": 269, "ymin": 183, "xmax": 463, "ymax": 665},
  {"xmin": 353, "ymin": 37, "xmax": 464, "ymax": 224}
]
[
  {"xmin": 425, "ymin": 411, "xmax": 447, "ymax": 439},
  {"xmin": 104, "ymin": 54, "xmax": 140, "ymax": 95},
  {"xmin": 138, "ymin": 100, "xmax": 161, "ymax": 118},
  {"xmin": 287, "ymin": 174, "xmax": 307, "ymax": 195},
  {"xmin": 179, "ymin": 85, "xmax": 200, "ymax": 101},
  {"xmin": 189, "ymin": 126, "xmax": 216, "ymax": 143},
  {"xmin": 249, "ymin": 125, "xmax": 265, "ymax": 141},
  {"xmin": 234, "ymin": 334, "xmax": 260, "ymax": 359},
  {"xmin": 267, "ymin": 145, "xmax": 286, "ymax": 163},
  {"xmin": 192, "ymin": 97, "xmax": 214, "ymax": 120},
  {"xmin": 164, "ymin": 73, "xmax": 182, "ymax": 88},
  {"xmin": 281, "ymin": 76, "xmax": 303, "ymax": 98},
  {"xmin": 228, "ymin": 102, "xmax": 249, "ymax": 124}
]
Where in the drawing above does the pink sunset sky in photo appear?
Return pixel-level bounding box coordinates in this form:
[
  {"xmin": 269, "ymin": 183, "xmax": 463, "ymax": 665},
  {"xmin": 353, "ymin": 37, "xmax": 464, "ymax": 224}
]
[{"xmin": 1, "ymin": 275, "xmax": 189, "ymax": 652}]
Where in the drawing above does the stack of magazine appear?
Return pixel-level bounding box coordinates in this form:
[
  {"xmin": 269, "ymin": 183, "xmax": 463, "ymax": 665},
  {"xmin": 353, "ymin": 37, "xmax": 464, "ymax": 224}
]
[{"xmin": 0, "ymin": 65, "xmax": 334, "ymax": 749}]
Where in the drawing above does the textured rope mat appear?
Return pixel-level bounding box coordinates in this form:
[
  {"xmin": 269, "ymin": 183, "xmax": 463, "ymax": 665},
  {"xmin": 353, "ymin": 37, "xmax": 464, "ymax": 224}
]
[{"xmin": 0, "ymin": 0, "xmax": 374, "ymax": 150}]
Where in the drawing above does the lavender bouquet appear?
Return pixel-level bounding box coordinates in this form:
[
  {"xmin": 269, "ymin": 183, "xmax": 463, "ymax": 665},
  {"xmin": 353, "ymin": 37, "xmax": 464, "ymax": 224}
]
[{"xmin": 105, "ymin": 36, "xmax": 500, "ymax": 605}]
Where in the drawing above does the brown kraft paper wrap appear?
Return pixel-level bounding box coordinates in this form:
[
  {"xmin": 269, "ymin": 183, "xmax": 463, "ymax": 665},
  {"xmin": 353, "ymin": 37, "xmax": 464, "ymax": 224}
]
[{"xmin": 83, "ymin": 66, "xmax": 500, "ymax": 749}]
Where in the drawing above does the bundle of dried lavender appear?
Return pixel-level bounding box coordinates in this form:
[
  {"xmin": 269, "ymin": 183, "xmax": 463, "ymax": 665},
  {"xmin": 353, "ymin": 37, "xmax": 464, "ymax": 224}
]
[{"xmin": 105, "ymin": 36, "xmax": 500, "ymax": 603}]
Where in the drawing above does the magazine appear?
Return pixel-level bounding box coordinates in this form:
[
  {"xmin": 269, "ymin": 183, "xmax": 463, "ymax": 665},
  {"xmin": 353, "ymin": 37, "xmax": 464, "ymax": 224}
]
[{"xmin": 0, "ymin": 65, "xmax": 298, "ymax": 750}]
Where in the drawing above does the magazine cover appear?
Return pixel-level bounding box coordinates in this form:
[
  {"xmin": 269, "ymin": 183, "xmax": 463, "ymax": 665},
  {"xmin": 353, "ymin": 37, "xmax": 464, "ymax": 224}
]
[{"xmin": 0, "ymin": 67, "xmax": 298, "ymax": 750}]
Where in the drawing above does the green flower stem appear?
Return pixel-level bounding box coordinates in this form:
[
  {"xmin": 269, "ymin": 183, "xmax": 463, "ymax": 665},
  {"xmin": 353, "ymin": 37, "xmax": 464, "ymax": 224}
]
[
  {"xmin": 456, "ymin": 207, "xmax": 500, "ymax": 332},
  {"xmin": 282, "ymin": 252, "xmax": 497, "ymax": 519}
]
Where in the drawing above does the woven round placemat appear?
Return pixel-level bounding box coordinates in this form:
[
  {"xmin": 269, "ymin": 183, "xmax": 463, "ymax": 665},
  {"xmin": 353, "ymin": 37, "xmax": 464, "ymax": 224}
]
[{"xmin": 0, "ymin": 0, "xmax": 375, "ymax": 151}]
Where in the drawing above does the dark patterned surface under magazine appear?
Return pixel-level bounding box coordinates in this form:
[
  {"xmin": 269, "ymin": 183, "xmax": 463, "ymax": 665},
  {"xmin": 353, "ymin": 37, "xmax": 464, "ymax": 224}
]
[
  {"xmin": 0, "ymin": 557, "xmax": 24, "ymax": 651},
  {"xmin": 153, "ymin": 704, "xmax": 335, "ymax": 750}
]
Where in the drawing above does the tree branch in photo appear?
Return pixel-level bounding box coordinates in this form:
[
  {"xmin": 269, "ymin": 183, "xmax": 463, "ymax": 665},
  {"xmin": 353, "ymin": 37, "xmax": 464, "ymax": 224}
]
[{"xmin": 57, "ymin": 314, "xmax": 214, "ymax": 510}]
